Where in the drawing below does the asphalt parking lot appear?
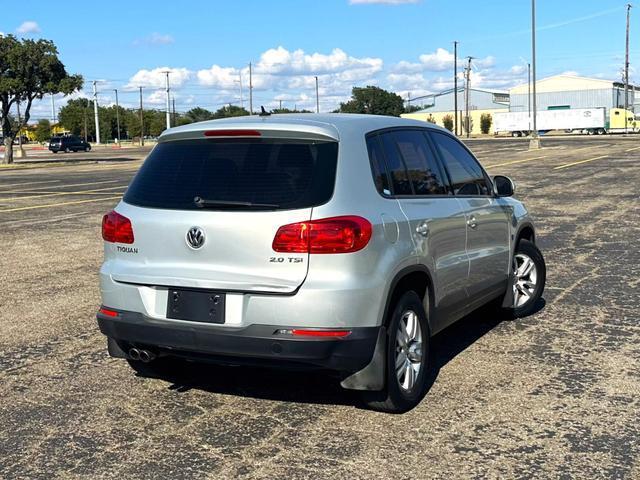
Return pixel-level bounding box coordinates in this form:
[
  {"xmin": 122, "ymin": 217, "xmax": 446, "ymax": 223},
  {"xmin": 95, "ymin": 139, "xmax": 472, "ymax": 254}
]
[{"xmin": 1, "ymin": 136, "xmax": 639, "ymax": 479}]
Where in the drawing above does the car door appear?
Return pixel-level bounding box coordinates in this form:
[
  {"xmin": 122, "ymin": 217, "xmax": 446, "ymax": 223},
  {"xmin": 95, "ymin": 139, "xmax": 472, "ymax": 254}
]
[
  {"xmin": 373, "ymin": 129, "xmax": 469, "ymax": 332},
  {"xmin": 428, "ymin": 131, "xmax": 510, "ymax": 303}
]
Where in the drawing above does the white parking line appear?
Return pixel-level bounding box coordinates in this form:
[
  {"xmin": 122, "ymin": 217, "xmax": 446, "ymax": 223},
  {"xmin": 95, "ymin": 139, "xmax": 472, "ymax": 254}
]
[
  {"xmin": 0, "ymin": 179, "xmax": 62, "ymax": 189},
  {"xmin": 0, "ymin": 212, "xmax": 90, "ymax": 227},
  {"xmin": 0, "ymin": 179, "xmax": 121, "ymax": 193}
]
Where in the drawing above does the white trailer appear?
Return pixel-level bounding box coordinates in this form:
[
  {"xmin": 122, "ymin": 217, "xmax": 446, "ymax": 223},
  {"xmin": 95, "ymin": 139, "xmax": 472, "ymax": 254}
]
[{"xmin": 494, "ymin": 108, "xmax": 608, "ymax": 136}]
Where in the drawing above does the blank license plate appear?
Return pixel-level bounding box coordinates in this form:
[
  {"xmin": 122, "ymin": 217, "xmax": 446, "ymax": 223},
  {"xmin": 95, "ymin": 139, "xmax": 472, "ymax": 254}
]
[{"xmin": 166, "ymin": 289, "xmax": 225, "ymax": 323}]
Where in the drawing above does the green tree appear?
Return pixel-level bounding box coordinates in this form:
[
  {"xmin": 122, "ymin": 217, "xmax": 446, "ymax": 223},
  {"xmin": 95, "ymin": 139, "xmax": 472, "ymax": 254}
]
[
  {"xmin": 426, "ymin": 114, "xmax": 436, "ymax": 124},
  {"xmin": 0, "ymin": 35, "xmax": 82, "ymax": 163},
  {"xmin": 34, "ymin": 119, "xmax": 51, "ymax": 142},
  {"xmin": 271, "ymin": 107, "xmax": 313, "ymax": 114},
  {"xmin": 58, "ymin": 98, "xmax": 91, "ymax": 137},
  {"xmin": 182, "ymin": 107, "xmax": 215, "ymax": 124},
  {"xmin": 442, "ymin": 114, "xmax": 454, "ymax": 132},
  {"xmin": 337, "ymin": 86, "xmax": 404, "ymax": 117},
  {"xmin": 404, "ymin": 104, "xmax": 422, "ymax": 114},
  {"xmin": 213, "ymin": 105, "xmax": 249, "ymax": 119},
  {"xmin": 480, "ymin": 113, "xmax": 493, "ymax": 134}
]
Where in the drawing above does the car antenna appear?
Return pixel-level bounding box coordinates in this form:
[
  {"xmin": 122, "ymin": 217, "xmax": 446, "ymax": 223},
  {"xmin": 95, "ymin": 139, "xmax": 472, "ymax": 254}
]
[{"xmin": 259, "ymin": 106, "xmax": 271, "ymax": 116}]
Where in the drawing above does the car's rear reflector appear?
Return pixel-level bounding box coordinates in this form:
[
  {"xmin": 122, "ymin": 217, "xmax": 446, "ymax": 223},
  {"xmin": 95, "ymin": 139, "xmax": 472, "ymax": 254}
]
[
  {"xmin": 291, "ymin": 329, "xmax": 351, "ymax": 338},
  {"xmin": 204, "ymin": 129, "xmax": 261, "ymax": 137},
  {"xmin": 98, "ymin": 307, "xmax": 119, "ymax": 317},
  {"xmin": 272, "ymin": 216, "xmax": 372, "ymax": 254},
  {"xmin": 102, "ymin": 210, "xmax": 134, "ymax": 244}
]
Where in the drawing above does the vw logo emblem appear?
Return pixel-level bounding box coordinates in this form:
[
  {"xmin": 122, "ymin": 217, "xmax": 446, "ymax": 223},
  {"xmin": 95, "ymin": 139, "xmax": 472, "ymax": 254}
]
[{"xmin": 186, "ymin": 226, "xmax": 205, "ymax": 249}]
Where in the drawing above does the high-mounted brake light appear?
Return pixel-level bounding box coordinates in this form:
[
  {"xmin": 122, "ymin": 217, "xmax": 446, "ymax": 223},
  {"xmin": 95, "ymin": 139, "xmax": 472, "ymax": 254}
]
[
  {"xmin": 272, "ymin": 216, "xmax": 372, "ymax": 254},
  {"xmin": 102, "ymin": 210, "xmax": 134, "ymax": 244},
  {"xmin": 203, "ymin": 129, "xmax": 261, "ymax": 137}
]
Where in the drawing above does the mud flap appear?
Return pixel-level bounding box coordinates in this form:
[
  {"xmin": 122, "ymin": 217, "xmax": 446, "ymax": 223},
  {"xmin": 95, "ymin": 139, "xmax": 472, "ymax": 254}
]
[
  {"xmin": 340, "ymin": 326, "xmax": 386, "ymax": 391},
  {"xmin": 107, "ymin": 337, "xmax": 128, "ymax": 359}
]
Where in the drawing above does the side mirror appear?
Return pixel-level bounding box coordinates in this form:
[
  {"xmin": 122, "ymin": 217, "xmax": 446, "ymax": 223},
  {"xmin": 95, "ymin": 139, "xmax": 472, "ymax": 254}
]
[{"xmin": 493, "ymin": 175, "xmax": 515, "ymax": 197}]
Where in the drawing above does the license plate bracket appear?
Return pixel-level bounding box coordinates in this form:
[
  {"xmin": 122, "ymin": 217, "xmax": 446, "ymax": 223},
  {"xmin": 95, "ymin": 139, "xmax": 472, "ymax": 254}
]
[{"xmin": 166, "ymin": 289, "xmax": 225, "ymax": 324}]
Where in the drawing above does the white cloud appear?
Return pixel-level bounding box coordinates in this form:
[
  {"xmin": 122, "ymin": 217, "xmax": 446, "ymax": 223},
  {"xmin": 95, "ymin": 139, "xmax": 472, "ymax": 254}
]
[
  {"xmin": 16, "ymin": 21, "xmax": 40, "ymax": 35},
  {"xmin": 350, "ymin": 0, "xmax": 419, "ymax": 4},
  {"xmin": 419, "ymin": 48, "xmax": 455, "ymax": 72},
  {"xmin": 125, "ymin": 67, "xmax": 192, "ymax": 89},
  {"xmin": 133, "ymin": 32, "xmax": 175, "ymax": 46},
  {"xmin": 197, "ymin": 65, "xmax": 241, "ymax": 89}
]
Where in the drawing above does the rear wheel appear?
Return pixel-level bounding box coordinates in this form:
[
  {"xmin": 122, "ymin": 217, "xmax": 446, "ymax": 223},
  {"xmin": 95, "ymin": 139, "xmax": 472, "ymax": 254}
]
[
  {"xmin": 85, "ymin": 146, "xmax": 91, "ymax": 152},
  {"xmin": 64, "ymin": 147, "xmax": 71, "ymax": 153},
  {"xmin": 507, "ymin": 239, "xmax": 546, "ymax": 318},
  {"xmin": 362, "ymin": 291, "xmax": 430, "ymax": 413}
]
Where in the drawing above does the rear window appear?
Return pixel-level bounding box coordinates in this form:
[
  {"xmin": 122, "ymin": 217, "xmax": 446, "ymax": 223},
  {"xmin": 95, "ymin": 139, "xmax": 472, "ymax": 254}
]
[{"xmin": 124, "ymin": 138, "xmax": 338, "ymax": 211}]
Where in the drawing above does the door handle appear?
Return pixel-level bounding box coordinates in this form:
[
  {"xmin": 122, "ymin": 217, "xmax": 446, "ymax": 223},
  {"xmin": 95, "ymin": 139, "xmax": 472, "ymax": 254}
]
[
  {"xmin": 467, "ymin": 216, "xmax": 478, "ymax": 229},
  {"xmin": 416, "ymin": 223, "xmax": 429, "ymax": 237}
]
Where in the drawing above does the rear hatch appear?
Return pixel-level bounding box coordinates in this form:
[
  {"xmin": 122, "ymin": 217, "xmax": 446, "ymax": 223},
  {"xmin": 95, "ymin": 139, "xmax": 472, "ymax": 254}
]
[{"xmin": 107, "ymin": 133, "xmax": 338, "ymax": 293}]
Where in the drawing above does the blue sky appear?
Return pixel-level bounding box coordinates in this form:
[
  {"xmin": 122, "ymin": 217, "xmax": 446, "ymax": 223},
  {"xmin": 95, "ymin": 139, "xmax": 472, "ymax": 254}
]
[{"xmin": 1, "ymin": 0, "xmax": 636, "ymax": 120}]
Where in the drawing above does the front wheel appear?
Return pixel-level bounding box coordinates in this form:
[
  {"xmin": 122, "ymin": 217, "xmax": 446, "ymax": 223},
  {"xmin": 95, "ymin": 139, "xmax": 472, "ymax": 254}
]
[
  {"xmin": 361, "ymin": 291, "xmax": 430, "ymax": 413},
  {"xmin": 508, "ymin": 239, "xmax": 546, "ymax": 318}
]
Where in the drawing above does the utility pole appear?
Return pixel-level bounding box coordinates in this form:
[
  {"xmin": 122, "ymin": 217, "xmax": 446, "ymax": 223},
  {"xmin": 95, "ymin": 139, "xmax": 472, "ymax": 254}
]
[
  {"xmin": 92, "ymin": 81, "xmax": 101, "ymax": 144},
  {"xmin": 464, "ymin": 56, "xmax": 473, "ymax": 138},
  {"xmin": 528, "ymin": 63, "xmax": 532, "ymax": 133},
  {"xmin": 139, "ymin": 86, "xmax": 144, "ymax": 146},
  {"xmin": 164, "ymin": 71, "xmax": 171, "ymax": 129},
  {"xmin": 114, "ymin": 89, "xmax": 121, "ymax": 145},
  {"xmin": 249, "ymin": 62, "xmax": 253, "ymax": 115},
  {"xmin": 625, "ymin": 3, "xmax": 632, "ymax": 134},
  {"xmin": 237, "ymin": 72, "xmax": 244, "ymax": 109},
  {"xmin": 407, "ymin": 92, "xmax": 411, "ymax": 111},
  {"xmin": 530, "ymin": 0, "xmax": 541, "ymax": 149},
  {"xmin": 453, "ymin": 41, "xmax": 458, "ymax": 136},
  {"xmin": 279, "ymin": 99, "xmax": 283, "ymax": 110},
  {"xmin": 172, "ymin": 97, "xmax": 176, "ymax": 126},
  {"xmin": 50, "ymin": 94, "xmax": 56, "ymax": 123},
  {"xmin": 315, "ymin": 76, "xmax": 320, "ymax": 113}
]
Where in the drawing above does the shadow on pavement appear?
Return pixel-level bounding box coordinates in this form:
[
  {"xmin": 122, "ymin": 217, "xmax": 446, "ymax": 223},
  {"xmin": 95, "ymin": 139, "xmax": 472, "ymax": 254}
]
[{"xmin": 135, "ymin": 298, "xmax": 546, "ymax": 408}]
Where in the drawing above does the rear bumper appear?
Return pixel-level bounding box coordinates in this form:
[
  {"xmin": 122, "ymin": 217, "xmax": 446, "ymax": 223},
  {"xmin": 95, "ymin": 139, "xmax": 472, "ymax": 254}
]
[{"xmin": 97, "ymin": 309, "xmax": 379, "ymax": 373}]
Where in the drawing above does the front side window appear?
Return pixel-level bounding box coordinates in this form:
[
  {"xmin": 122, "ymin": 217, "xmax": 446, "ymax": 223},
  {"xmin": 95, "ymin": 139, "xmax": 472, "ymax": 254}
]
[{"xmin": 430, "ymin": 132, "xmax": 491, "ymax": 196}]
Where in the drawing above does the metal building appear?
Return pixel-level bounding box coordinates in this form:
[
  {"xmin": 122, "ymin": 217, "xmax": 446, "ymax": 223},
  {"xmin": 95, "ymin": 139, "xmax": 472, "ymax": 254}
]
[
  {"xmin": 401, "ymin": 87, "xmax": 510, "ymax": 135},
  {"xmin": 509, "ymin": 74, "xmax": 637, "ymax": 113}
]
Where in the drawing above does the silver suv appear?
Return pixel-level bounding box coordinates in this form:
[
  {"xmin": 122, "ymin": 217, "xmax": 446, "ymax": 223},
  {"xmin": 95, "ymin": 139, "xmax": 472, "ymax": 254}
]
[{"xmin": 97, "ymin": 114, "xmax": 545, "ymax": 412}]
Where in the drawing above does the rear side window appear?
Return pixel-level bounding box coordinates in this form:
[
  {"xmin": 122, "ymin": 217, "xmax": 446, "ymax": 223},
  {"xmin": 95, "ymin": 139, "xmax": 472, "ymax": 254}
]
[
  {"xmin": 379, "ymin": 133, "xmax": 412, "ymax": 195},
  {"xmin": 366, "ymin": 136, "xmax": 391, "ymax": 195},
  {"xmin": 124, "ymin": 138, "xmax": 338, "ymax": 210},
  {"xmin": 390, "ymin": 130, "xmax": 447, "ymax": 195},
  {"xmin": 430, "ymin": 132, "xmax": 491, "ymax": 196}
]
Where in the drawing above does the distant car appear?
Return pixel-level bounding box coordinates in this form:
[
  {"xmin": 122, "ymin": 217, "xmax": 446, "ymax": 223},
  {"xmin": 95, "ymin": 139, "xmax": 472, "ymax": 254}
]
[{"xmin": 49, "ymin": 136, "xmax": 91, "ymax": 153}]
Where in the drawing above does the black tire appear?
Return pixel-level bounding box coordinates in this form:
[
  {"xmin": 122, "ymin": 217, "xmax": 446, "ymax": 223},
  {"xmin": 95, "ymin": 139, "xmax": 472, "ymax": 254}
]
[
  {"xmin": 506, "ymin": 239, "xmax": 546, "ymax": 318},
  {"xmin": 361, "ymin": 291, "xmax": 431, "ymax": 413},
  {"xmin": 85, "ymin": 146, "xmax": 91, "ymax": 152},
  {"xmin": 64, "ymin": 147, "xmax": 71, "ymax": 153}
]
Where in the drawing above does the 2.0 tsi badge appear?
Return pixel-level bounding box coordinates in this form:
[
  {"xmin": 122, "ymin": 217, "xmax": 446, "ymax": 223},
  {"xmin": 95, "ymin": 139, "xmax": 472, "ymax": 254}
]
[{"xmin": 186, "ymin": 226, "xmax": 205, "ymax": 249}]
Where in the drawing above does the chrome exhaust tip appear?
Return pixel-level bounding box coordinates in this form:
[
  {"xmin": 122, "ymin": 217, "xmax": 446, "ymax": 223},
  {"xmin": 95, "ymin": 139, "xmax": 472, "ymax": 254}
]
[
  {"xmin": 128, "ymin": 348, "xmax": 141, "ymax": 361},
  {"xmin": 138, "ymin": 349, "xmax": 156, "ymax": 363}
]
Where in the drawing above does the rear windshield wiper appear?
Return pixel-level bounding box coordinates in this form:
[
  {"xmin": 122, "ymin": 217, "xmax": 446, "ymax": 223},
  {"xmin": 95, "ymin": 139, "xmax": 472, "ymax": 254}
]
[{"xmin": 193, "ymin": 196, "xmax": 280, "ymax": 209}]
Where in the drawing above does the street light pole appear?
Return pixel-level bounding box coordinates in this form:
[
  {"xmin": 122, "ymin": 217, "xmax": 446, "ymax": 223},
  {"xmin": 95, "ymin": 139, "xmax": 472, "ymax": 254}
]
[
  {"xmin": 464, "ymin": 56, "xmax": 473, "ymax": 138},
  {"xmin": 454, "ymin": 41, "xmax": 458, "ymax": 136},
  {"xmin": 93, "ymin": 81, "xmax": 101, "ymax": 144},
  {"xmin": 139, "ymin": 86, "xmax": 144, "ymax": 147},
  {"xmin": 625, "ymin": 3, "xmax": 632, "ymax": 134},
  {"xmin": 114, "ymin": 89, "xmax": 121, "ymax": 146},
  {"xmin": 315, "ymin": 76, "xmax": 320, "ymax": 113},
  {"xmin": 528, "ymin": 63, "xmax": 531, "ymax": 133},
  {"xmin": 529, "ymin": 0, "xmax": 541, "ymax": 149}
]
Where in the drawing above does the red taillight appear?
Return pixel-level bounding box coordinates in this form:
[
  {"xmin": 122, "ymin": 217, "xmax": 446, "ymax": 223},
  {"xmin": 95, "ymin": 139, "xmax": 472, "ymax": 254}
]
[
  {"xmin": 102, "ymin": 210, "xmax": 134, "ymax": 244},
  {"xmin": 272, "ymin": 216, "xmax": 372, "ymax": 254},
  {"xmin": 98, "ymin": 307, "xmax": 119, "ymax": 317},
  {"xmin": 204, "ymin": 129, "xmax": 261, "ymax": 137},
  {"xmin": 291, "ymin": 329, "xmax": 351, "ymax": 337}
]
